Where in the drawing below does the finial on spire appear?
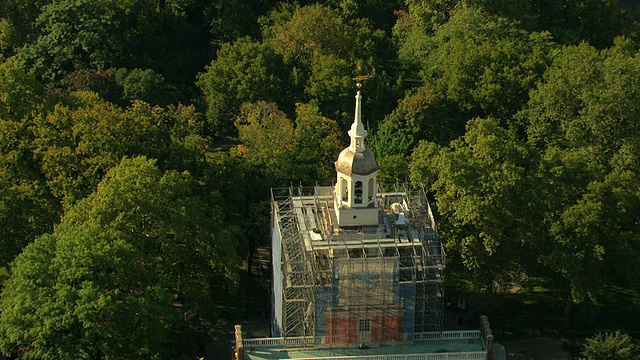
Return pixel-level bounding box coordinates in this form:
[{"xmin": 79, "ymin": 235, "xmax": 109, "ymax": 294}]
[
  {"xmin": 353, "ymin": 74, "xmax": 370, "ymax": 88},
  {"xmin": 348, "ymin": 90, "xmax": 367, "ymax": 152}
]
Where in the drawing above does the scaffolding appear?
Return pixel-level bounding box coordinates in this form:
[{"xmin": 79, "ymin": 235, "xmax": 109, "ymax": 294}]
[{"xmin": 271, "ymin": 184, "xmax": 445, "ymax": 345}]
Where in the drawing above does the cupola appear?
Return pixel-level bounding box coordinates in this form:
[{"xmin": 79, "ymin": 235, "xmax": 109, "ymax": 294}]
[{"xmin": 333, "ymin": 91, "xmax": 380, "ymax": 227}]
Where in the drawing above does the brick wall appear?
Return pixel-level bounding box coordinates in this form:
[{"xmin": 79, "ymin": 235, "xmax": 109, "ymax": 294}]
[{"xmin": 326, "ymin": 317, "xmax": 358, "ymax": 344}]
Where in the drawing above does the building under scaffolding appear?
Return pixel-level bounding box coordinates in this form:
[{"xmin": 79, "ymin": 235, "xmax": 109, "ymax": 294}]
[
  {"xmin": 270, "ymin": 184, "xmax": 445, "ymax": 346},
  {"xmin": 268, "ymin": 90, "xmax": 445, "ymax": 347},
  {"xmin": 233, "ymin": 90, "xmax": 499, "ymax": 360}
]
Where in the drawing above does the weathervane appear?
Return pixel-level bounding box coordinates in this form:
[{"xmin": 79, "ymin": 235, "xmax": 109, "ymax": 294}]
[
  {"xmin": 353, "ymin": 75, "xmax": 371, "ymax": 88},
  {"xmin": 353, "ymin": 66, "xmax": 371, "ymax": 88}
]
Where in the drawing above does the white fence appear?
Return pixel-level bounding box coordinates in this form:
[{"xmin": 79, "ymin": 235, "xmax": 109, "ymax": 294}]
[
  {"xmin": 243, "ymin": 330, "xmax": 483, "ymax": 347},
  {"xmin": 301, "ymin": 353, "xmax": 486, "ymax": 360},
  {"xmin": 243, "ymin": 336, "xmax": 314, "ymax": 347},
  {"xmin": 413, "ymin": 330, "xmax": 482, "ymax": 341}
]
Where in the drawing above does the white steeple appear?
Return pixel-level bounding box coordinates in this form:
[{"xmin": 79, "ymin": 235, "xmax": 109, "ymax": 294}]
[
  {"xmin": 333, "ymin": 91, "xmax": 380, "ymax": 227},
  {"xmin": 348, "ymin": 91, "xmax": 367, "ymax": 152}
]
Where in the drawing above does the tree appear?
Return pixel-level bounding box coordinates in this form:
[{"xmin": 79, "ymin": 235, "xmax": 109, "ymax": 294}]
[
  {"xmin": 234, "ymin": 101, "xmax": 343, "ymax": 186},
  {"xmin": 397, "ymin": 0, "xmax": 636, "ymax": 48},
  {"xmin": 325, "ymin": 0, "xmax": 404, "ymax": 34},
  {"xmin": 523, "ymin": 39, "xmax": 640, "ymax": 158},
  {"xmin": 266, "ymin": 4, "xmax": 355, "ymax": 64},
  {"xmin": 578, "ymin": 331, "xmax": 640, "ymax": 360},
  {"xmin": 410, "ymin": 118, "xmax": 542, "ymax": 294},
  {"xmin": 516, "ymin": 39, "xmax": 640, "ymax": 304},
  {"xmin": 62, "ymin": 68, "xmax": 123, "ymax": 104},
  {"xmin": 59, "ymin": 156, "xmax": 241, "ymax": 323},
  {"xmin": 17, "ymin": 0, "xmax": 123, "ymax": 84},
  {"xmin": 0, "ymin": 0, "xmax": 49, "ymax": 57},
  {"xmin": 206, "ymin": 0, "xmax": 260, "ymax": 49},
  {"xmin": 115, "ymin": 68, "xmax": 174, "ymax": 106},
  {"xmin": 262, "ymin": 3, "xmax": 398, "ymax": 128},
  {"xmin": 32, "ymin": 93, "xmax": 200, "ymax": 206},
  {"xmin": 293, "ymin": 102, "xmax": 343, "ymax": 184},
  {"xmin": 234, "ymin": 101, "xmax": 297, "ymax": 185},
  {"xmin": 15, "ymin": 0, "xmax": 213, "ymax": 94},
  {"xmin": 0, "ymin": 57, "xmax": 60, "ymax": 270},
  {"xmin": 0, "ymin": 224, "xmax": 177, "ymax": 359},
  {"xmin": 397, "ymin": 6, "xmax": 553, "ymax": 122},
  {"xmin": 197, "ymin": 37, "xmax": 289, "ymax": 136},
  {"xmin": 371, "ymin": 84, "xmax": 466, "ymax": 151},
  {"xmin": 0, "ymin": 56, "xmax": 48, "ymax": 122},
  {"xmin": 0, "ymin": 170, "xmax": 58, "ymax": 271}
]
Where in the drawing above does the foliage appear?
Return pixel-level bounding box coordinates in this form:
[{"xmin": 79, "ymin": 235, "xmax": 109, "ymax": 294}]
[
  {"xmin": 234, "ymin": 101, "xmax": 344, "ymax": 186},
  {"xmin": 398, "ymin": 0, "xmax": 636, "ymax": 48},
  {"xmin": 371, "ymin": 84, "xmax": 465, "ymax": 150},
  {"xmin": 0, "ymin": 224, "xmax": 177, "ymax": 359},
  {"xmin": 0, "ymin": 56, "xmax": 48, "ymax": 121},
  {"xmin": 61, "ymin": 68, "xmax": 123, "ymax": 104},
  {"xmin": 578, "ymin": 331, "xmax": 640, "ymax": 360},
  {"xmin": 377, "ymin": 154, "xmax": 411, "ymax": 186},
  {"xmin": 523, "ymin": 39, "xmax": 640, "ymax": 156},
  {"xmin": 410, "ymin": 118, "xmax": 542, "ymax": 292},
  {"xmin": 261, "ymin": 3, "xmax": 397, "ymax": 127},
  {"xmin": 521, "ymin": 39, "xmax": 640, "ymax": 302},
  {"xmin": 59, "ymin": 156, "xmax": 241, "ymax": 322},
  {"xmin": 0, "ymin": 0, "xmax": 49, "ymax": 57},
  {"xmin": 235, "ymin": 101, "xmax": 297, "ymax": 185},
  {"xmin": 398, "ymin": 6, "xmax": 553, "ymax": 121},
  {"xmin": 17, "ymin": 0, "xmax": 125, "ymax": 83},
  {"xmin": 13, "ymin": 0, "xmax": 215, "ymax": 97},
  {"xmin": 197, "ymin": 37, "xmax": 289, "ymax": 136},
  {"xmin": 0, "ymin": 57, "xmax": 60, "ymax": 269},
  {"xmin": 32, "ymin": 94, "xmax": 199, "ymax": 206},
  {"xmin": 294, "ymin": 102, "xmax": 343, "ymax": 184},
  {"xmin": 115, "ymin": 68, "xmax": 174, "ymax": 106}
]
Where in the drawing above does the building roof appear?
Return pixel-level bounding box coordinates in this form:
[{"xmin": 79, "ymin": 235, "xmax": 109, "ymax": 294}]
[{"xmin": 334, "ymin": 147, "xmax": 379, "ymax": 176}]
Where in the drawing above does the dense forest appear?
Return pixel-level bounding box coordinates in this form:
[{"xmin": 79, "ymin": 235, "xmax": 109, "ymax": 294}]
[{"xmin": 1, "ymin": 0, "xmax": 640, "ymax": 358}]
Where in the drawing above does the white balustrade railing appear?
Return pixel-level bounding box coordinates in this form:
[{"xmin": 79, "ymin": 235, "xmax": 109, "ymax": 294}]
[
  {"xmin": 261, "ymin": 352, "xmax": 487, "ymax": 360},
  {"xmin": 242, "ymin": 336, "xmax": 314, "ymax": 347},
  {"xmin": 243, "ymin": 330, "xmax": 483, "ymax": 348},
  {"xmin": 412, "ymin": 330, "xmax": 482, "ymax": 341}
]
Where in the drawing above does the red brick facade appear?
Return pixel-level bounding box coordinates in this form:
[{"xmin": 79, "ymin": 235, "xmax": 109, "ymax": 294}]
[
  {"xmin": 326, "ymin": 316, "xmax": 403, "ymax": 344},
  {"xmin": 326, "ymin": 317, "xmax": 358, "ymax": 344},
  {"xmin": 371, "ymin": 316, "xmax": 403, "ymax": 342}
]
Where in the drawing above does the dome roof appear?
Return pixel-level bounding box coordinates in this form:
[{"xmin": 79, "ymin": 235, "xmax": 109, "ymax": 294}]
[{"xmin": 335, "ymin": 147, "xmax": 379, "ymax": 176}]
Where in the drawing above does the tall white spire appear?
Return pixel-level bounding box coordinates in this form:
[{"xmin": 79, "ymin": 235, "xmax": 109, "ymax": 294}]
[{"xmin": 348, "ymin": 91, "xmax": 367, "ymax": 152}]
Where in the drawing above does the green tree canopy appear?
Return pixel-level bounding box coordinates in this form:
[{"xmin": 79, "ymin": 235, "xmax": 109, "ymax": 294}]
[
  {"xmin": 519, "ymin": 40, "xmax": 640, "ymax": 301},
  {"xmin": 399, "ymin": 0, "xmax": 636, "ymax": 48},
  {"xmin": 234, "ymin": 101, "xmax": 344, "ymax": 186},
  {"xmin": 0, "ymin": 224, "xmax": 177, "ymax": 359},
  {"xmin": 235, "ymin": 101, "xmax": 297, "ymax": 185},
  {"xmin": 197, "ymin": 37, "xmax": 289, "ymax": 136},
  {"xmin": 523, "ymin": 39, "xmax": 640, "ymax": 159},
  {"xmin": 32, "ymin": 93, "xmax": 201, "ymax": 206},
  {"xmin": 410, "ymin": 117, "xmax": 542, "ymax": 292},
  {"xmin": 0, "ymin": 57, "xmax": 59, "ymax": 270},
  {"xmin": 59, "ymin": 156, "xmax": 241, "ymax": 322},
  {"xmin": 397, "ymin": 6, "xmax": 553, "ymax": 121},
  {"xmin": 261, "ymin": 3, "xmax": 396, "ymax": 127},
  {"xmin": 293, "ymin": 102, "xmax": 343, "ymax": 184}
]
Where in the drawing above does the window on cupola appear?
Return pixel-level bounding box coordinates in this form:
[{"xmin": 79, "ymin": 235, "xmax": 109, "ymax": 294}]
[
  {"xmin": 354, "ymin": 181, "xmax": 363, "ymax": 204},
  {"xmin": 341, "ymin": 178, "xmax": 348, "ymax": 202}
]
